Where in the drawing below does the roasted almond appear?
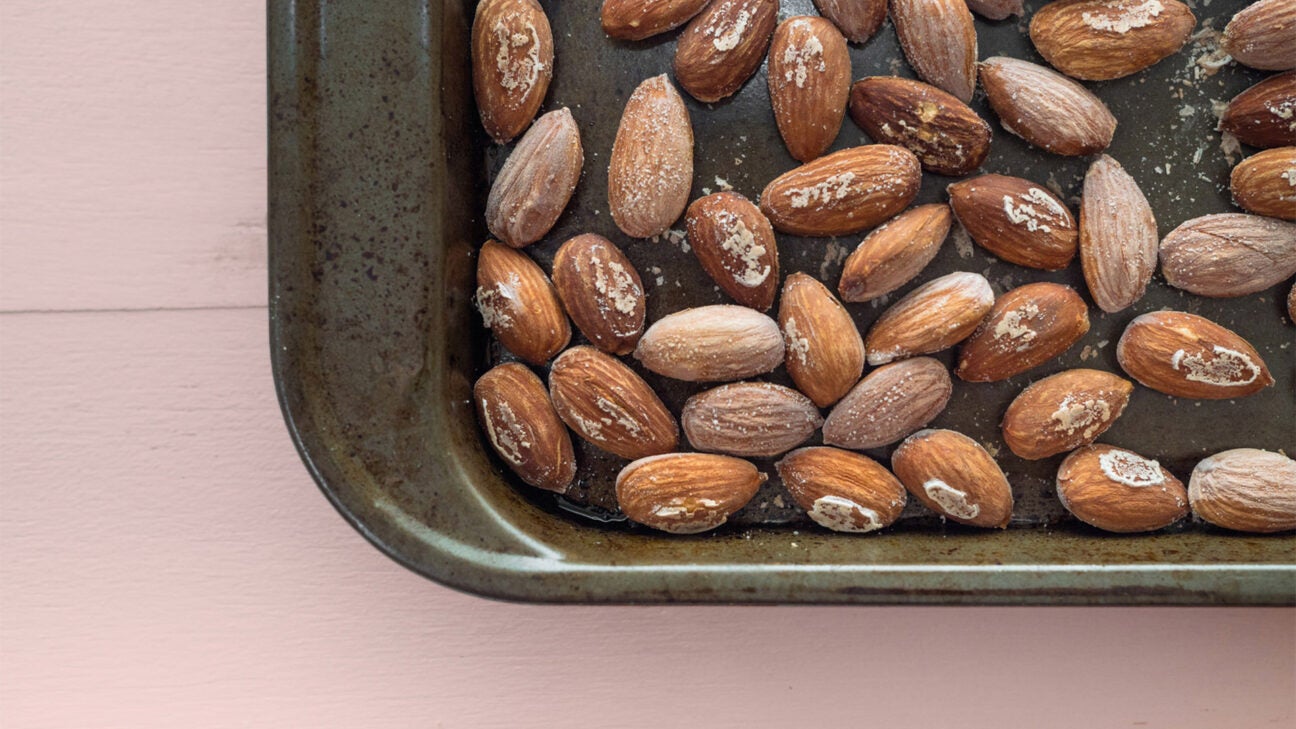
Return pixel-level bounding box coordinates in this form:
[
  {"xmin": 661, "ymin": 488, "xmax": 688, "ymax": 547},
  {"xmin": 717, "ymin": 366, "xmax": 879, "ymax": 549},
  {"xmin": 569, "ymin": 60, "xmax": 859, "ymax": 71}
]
[
  {"xmin": 848, "ymin": 76, "xmax": 992, "ymax": 176},
  {"xmin": 1220, "ymin": 72, "xmax": 1296, "ymax": 149},
  {"xmin": 1189, "ymin": 448, "xmax": 1296, "ymax": 533},
  {"xmin": 966, "ymin": 0, "xmax": 1024, "ymax": 21},
  {"xmin": 1057, "ymin": 445, "xmax": 1189, "ymax": 533},
  {"xmin": 548, "ymin": 345, "xmax": 678, "ymax": 460},
  {"xmin": 1159, "ymin": 212, "xmax": 1296, "ymax": 297},
  {"xmin": 891, "ymin": 429, "xmax": 1014, "ymax": 528},
  {"xmin": 634, "ymin": 304, "xmax": 785, "ymax": 382},
  {"xmin": 812, "ymin": 0, "xmax": 889, "ymax": 43},
  {"xmin": 980, "ymin": 56, "xmax": 1117, "ymax": 156},
  {"xmin": 956, "ymin": 282, "xmax": 1091, "ymax": 382},
  {"xmin": 1002, "ymin": 369, "xmax": 1133, "ymax": 460},
  {"xmin": 1289, "ymin": 283, "xmax": 1296, "ymax": 322},
  {"xmin": 674, "ymin": 0, "xmax": 778, "ymax": 102},
  {"xmin": 616, "ymin": 453, "xmax": 765, "ymax": 533},
  {"xmin": 1080, "ymin": 154, "xmax": 1158, "ymax": 313},
  {"xmin": 474, "ymin": 362, "xmax": 576, "ymax": 492},
  {"xmin": 475, "ymin": 240, "xmax": 571, "ymax": 364},
  {"xmin": 1230, "ymin": 149, "xmax": 1296, "ymax": 222},
  {"xmin": 685, "ymin": 192, "xmax": 780, "ymax": 311},
  {"xmin": 838, "ymin": 204, "xmax": 952, "ymax": 302},
  {"xmin": 601, "ymin": 0, "xmax": 710, "ymax": 41},
  {"xmin": 1221, "ymin": 0, "xmax": 1296, "ymax": 72},
  {"xmin": 947, "ymin": 174, "xmax": 1078, "ymax": 270},
  {"xmin": 681, "ymin": 382, "xmax": 823, "ymax": 457},
  {"xmin": 890, "ymin": 0, "xmax": 978, "ymax": 102},
  {"xmin": 485, "ymin": 108, "xmax": 584, "ymax": 248},
  {"xmin": 551, "ymin": 233, "xmax": 646, "ymax": 355},
  {"xmin": 1029, "ymin": 0, "xmax": 1196, "ymax": 81},
  {"xmin": 777, "ymin": 447, "xmax": 908, "ymax": 533},
  {"xmin": 780, "ymin": 272, "xmax": 866, "ymax": 407},
  {"xmin": 1116, "ymin": 310, "xmax": 1274, "ymax": 399},
  {"xmin": 864, "ymin": 271, "xmax": 995, "ymax": 365},
  {"xmin": 759, "ymin": 145, "xmax": 922, "ymax": 236},
  {"xmin": 608, "ymin": 75, "xmax": 694, "ymax": 239},
  {"xmin": 471, "ymin": 0, "xmax": 555, "ymax": 143},
  {"xmin": 822, "ymin": 357, "xmax": 953, "ymax": 450},
  {"xmin": 767, "ymin": 16, "xmax": 852, "ymax": 162}
]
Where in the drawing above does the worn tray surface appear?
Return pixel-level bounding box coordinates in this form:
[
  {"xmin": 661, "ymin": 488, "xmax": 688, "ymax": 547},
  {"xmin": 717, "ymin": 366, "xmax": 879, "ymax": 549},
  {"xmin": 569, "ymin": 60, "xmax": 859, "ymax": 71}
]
[{"xmin": 270, "ymin": 0, "xmax": 1296, "ymax": 604}]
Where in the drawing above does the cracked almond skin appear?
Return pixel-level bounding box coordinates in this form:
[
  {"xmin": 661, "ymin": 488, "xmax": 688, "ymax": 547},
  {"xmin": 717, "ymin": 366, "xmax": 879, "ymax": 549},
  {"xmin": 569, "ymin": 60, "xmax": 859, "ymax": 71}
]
[
  {"xmin": 475, "ymin": 240, "xmax": 571, "ymax": 365},
  {"xmin": 1221, "ymin": 0, "xmax": 1296, "ymax": 72},
  {"xmin": 948, "ymin": 174, "xmax": 1078, "ymax": 270},
  {"xmin": 608, "ymin": 75, "xmax": 694, "ymax": 239},
  {"xmin": 980, "ymin": 57, "xmax": 1117, "ymax": 156},
  {"xmin": 822, "ymin": 357, "xmax": 952, "ymax": 450},
  {"xmin": 685, "ymin": 192, "xmax": 780, "ymax": 311},
  {"xmin": 848, "ymin": 76, "xmax": 992, "ymax": 176},
  {"xmin": 471, "ymin": 0, "xmax": 554, "ymax": 143},
  {"xmin": 1159, "ymin": 212, "xmax": 1296, "ymax": 297},
  {"xmin": 759, "ymin": 145, "xmax": 922, "ymax": 236},
  {"xmin": 864, "ymin": 271, "xmax": 994, "ymax": 365},
  {"xmin": 601, "ymin": 0, "xmax": 710, "ymax": 40},
  {"xmin": 965, "ymin": 0, "xmax": 1024, "ymax": 21},
  {"xmin": 891, "ymin": 0, "xmax": 978, "ymax": 102},
  {"xmin": 1029, "ymin": 0, "xmax": 1196, "ymax": 81},
  {"xmin": 634, "ymin": 304, "xmax": 785, "ymax": 382},
  {"xmin": 548, "ymin": 346, "xmax": 678, "ymax": 460},
  {"xmin": 474, "ymin": 363, "xmax": 576, "ymax": 493},
  {"xmin": 1116, "ymin": 311, "xmax": 1274, "ymax": 400},
  {"xmin": 681, "ymin": 382, "xmax": 823, "ymax": 458},
  {"xmin": 839, "ymin": 204, "xmax": 952, "ymax": 303},
  {"xmin": 767, "ymin": 16, "xmax": 852, "ymax": 162},
  {"xmin": 1002, "ymin": 369, "xmax": 1133, "ymax": 460},
  {"xmin": 1057, "ymin": 445, "xmax": 1189, "ymax": 533},
  {"xmin": 956, "ymin": 282, "xmax": 1090, "ymax": 382},
  {"xmin": 551, "ymin": 234, "xmax": 646, "ymax": 355},
  {"xmin": 1189, "ymin": 449, "xmax": 1296, "ymax": 533},
  {"xmin": 485, "ymin": 108, "xmax": 584, "ymax": 248},
  {"xmin": 1229, "ymin": 149, "xmax": 1296, "ymax": 222},
  {"xmin": 1220, "ymin": 72, "xmax": 1296, "ymax": 149},
  {"xmin": 1080, "ymin": 155, "xmax": 1157, "ymax": 313},
  {"xmin": 813, "ymin": 0, "xmax": 888, "ymax": 43},
  {"xmin": 891, "ymin": 429, "xmax": 1014, "ymax": 528},
  {"xmin": 674, "ymin": 0, "xmax": 778, "ymax": 103},
  {"xmin": 777, "ymin": 447, "xmax": 908, "ymax": 533},
  {"xmin": 616, "ymin": 453, "xmax": 765, "ymax": 534},
  {"xmin": 780, "ymin": 272, "xmax": 866, "ymax": 408}
]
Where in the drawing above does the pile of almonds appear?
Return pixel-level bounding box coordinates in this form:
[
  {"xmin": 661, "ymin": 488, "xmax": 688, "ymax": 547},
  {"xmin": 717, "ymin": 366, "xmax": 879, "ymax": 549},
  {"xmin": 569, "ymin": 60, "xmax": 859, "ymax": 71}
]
[{"xmin": 469, "ymin": 0, "xmax": 1296, "ymax": 537}]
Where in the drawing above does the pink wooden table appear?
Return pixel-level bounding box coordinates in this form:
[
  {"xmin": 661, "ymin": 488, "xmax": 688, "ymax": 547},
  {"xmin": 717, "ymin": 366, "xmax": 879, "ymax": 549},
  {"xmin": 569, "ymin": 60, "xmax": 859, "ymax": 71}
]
[{"xmin": 1, "ymin": 2, "xmax": 1293, "ymax": 726}]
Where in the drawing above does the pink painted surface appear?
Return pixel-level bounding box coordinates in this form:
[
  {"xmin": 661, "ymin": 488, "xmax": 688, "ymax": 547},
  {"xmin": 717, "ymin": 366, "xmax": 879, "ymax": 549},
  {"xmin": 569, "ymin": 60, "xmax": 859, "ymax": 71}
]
[{"xmin": 0, "ymin": 2, "xmax": 1293, "ymax": 728}]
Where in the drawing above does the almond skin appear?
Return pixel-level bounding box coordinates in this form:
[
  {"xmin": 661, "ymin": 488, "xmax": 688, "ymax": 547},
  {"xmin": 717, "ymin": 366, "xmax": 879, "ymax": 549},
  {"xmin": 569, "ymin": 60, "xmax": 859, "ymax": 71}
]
[
  {"xmin": 1002, "ymin": 369, "xmax": 1133, "ymax": 460},
  {"xmin": 634, "ymin": 305, "xmax": 785, "ymax": 382},
  {"xmin": 965, "ymin": 0, "xmax": 1024, "ymax": 21},
  {"xmin": 1289, "ymin": 283, "xmax": 1296, "ymax": 322},
  {"xmin": 1080, "ymin": 154, "xmax": 1157, "ymax": 313},
  {"xmin": 980, "ymin": 56, "xmax": 1117, "ymax": 156},
  {"xmin": 1189, "ymin": 448, "xmax": 1296, "ymax": 533},
  {"xmin": 475, "ymin": 240, "xmax": 571, "ymax": 365},
  {"xmin": 601, "ymin": 0, "xmax": 710, "ymax": 41},
  {"xmin": 839, "ymin": 204, "xmax": 952, "ymax": 303},
  {"xmin": 956, "ymin": 283, "xmax": 1090, "ymax": 382},
  {"xmin": 548, "ymin": 346, "xmax": 678, "ymax": 460},
  {"xmin": 674, "ymin": 0, "xmax": 778, "ymax": 103},
  {"xmin": 471, "ymin": 0, "xmax": 554, "ymax": 143},
  {"xmin": 864, "ymin": 271, "xmax": 995, "ymax": 365},
  {"xmin": 891, "ymin": 429, "xmax": 1014, "ymax": 528},
  {"xmin": 685, "ymin": 192, "xmax": 780, "ymax": 311},
  {"xmin": 891, "ymin": 0, "xmax": 978, "ymax": 102},
  {"xmin": 1221, "ymin": 0, "xmax": 1296, "ymax": 72},
  {"xmin": 551, "ymin": 234, "xmax": 646, "ymax": 355},
  {"xmin": 1220, "ymin": 72, "xmax": 1296, "ymax": 149},
  {"xmin": 777, "ymin": 447, "xmax": 908, "ymax": 533},
  {"xmin": 813, "ymin": 0, "xmax": 889, "ymax": 43},
  {"xmin": 474, "ymin": 362, "xmax": 576, "ymax": 492},
  {"xmin": 1159, "ymin": 212, "xmax": 1296, "ymax": 297},
  {"xmin": 608, "ymin": 75, "xmax": 694, "ymax": 239},
  {"xmin": 767, "ymin": 16, "xmax": 852, "ymax": 162},
  {"xmin": 848, "ymin": 76, "xmax": 992, "ymax": 176},
  {"xmin": 1230, "ymin": 148, "xmax": 1296, "ymax": 222},
  {"xmin": 947, "ymin": 174, "xmax": 1078, "ymax": 270},
  {"xmin": 1029, "ymin": 0, "xmax": 1196, "ymax": 81},
  {"xmin": 681, "ymin": 382, "xmax": 823, "ymax": 457},
  {"xmin": 616, "ymin": 453, "xmax": 765, "ymax": 534},
  {"xmin": 485, "ymin": 108, "xmax": 584, "ymax": 248},
  {"xmin": 1116, "ymin": 311, "xmax": 1274, "ymax": 399},
  {"xmin": 759, "ymin": 145, "xmax": 922, "ymax": 236},
  {"xmin": 1057, "ymin": 445, "xmax": 1189, "ymax": 533},
  {"xmin": 822, "ymin": 357, "xmax": 953, "ymax": 450},
  {"xmin": 780, "ymin": 272, "xmax": 866, "ymax": 407}
]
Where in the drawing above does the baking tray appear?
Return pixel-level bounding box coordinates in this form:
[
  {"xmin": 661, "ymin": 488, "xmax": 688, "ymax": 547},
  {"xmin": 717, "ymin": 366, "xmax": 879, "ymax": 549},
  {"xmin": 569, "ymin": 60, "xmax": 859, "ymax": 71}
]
[{"xmin": 269, "ymin": 0, "xmax": 1296, "ymax": 604}]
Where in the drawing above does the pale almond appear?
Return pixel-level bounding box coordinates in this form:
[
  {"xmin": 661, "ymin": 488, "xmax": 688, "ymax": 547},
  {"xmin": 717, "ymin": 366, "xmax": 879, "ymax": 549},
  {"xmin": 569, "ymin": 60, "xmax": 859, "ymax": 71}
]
[
  {"xmin": 634, "ymin": 304, "xmax": 785, "ymax": 382},
  {"xmin": 485, "ymin": 107, "xmax": 584, "ymax": 248},
  {"xmin": 822, "ymin": 357, "xmax": 953, "ymax": 450},
  {"xmin": 1159, "ymin": 212, "xmax": 1296, "ymax": 297},
  {"xmin": 891, "ymin": 0, "xmax": 978, "ymax": 102},
  {"xmin": 1002, "ymin": 368, "xmax": 1133, "ymax": 460},
  {"xmin": 551, "ymin": 234, "xmax": 646, "ymax": 355},
  {"xmin": 864, "ymin": 271, "xmax": 995, "ymax": 365},
  {"xmin": 1116, "ymin": 311, "xmax": 1274, "ymax": 399},
  {"xmin": 681, "ymin": 382, "xmax": 823, "ymax": 457},
  {"xmin": 759, "ymin": 145, "xmax": 922, "ymax": 237},
  {"xmin": 548, "ymin": 346, "xmax": 678, "ymax": 460},
  {"xmin": 474, "ymin": 362, "xmax": 576, "ymax": 492},
  {"xmin": 1080, "ymin": 154, "xmax": 1157, "ymax": 313},
  {"xmin": 608, "ymin": 75, "xmax": 694, "ymax": 239},
  {"xmin": 980, "ymin": 56, "xmax": 1117, "ymax": 156},
  {"xmin": 838, "ymin": 204, "xmax": 952, "ymax": 302},
  {"xmin": 475, "ymin": 240, "xmax": 571, "ymax": 365},
  {"xmin": 780, "ymin": 272, "xmax": 866, "ymax": 407},
  {"xmin": 776, "ymin": 447, "xmax": 908, "ymax": 533},
  {"xmin": 1189, "ymin": 448, "xmax": 1296, "ymax": 533}
]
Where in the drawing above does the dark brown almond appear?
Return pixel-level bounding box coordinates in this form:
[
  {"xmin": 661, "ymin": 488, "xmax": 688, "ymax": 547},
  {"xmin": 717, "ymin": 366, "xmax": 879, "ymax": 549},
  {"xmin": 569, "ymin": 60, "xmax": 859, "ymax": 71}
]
[
  {"xmin": 839, "ymin": 204, "xmax": 952, "ymax": 303},
  {"xmin": 780, "ymin": 272, "xmax": 866, "ymax": 407},
  {"xmin": 891, "ymin": 0, "xmax": 978, "ymax": 102},
  {"xmin": 848, "ymin": 76, "xmax": 992, "ymax": 176},
  {"xmin": 1221, "ymin": 0, "xmax": 1296, "ymax": 72},
  {"xmin": 1116, "ymin": 311, "xmax": 1274, "ymax": 399},
  {"xmin": 777, "ymin": 447, "xmax": 908, "ymax": 533},
  {"xmin": 767, "ymin": 16, "xmax": 852, "ymax": 162},
  {"xmin": 601, "ymin": 0, "xmax": 711, "ymax": 41},
  {"xmin": 813, "ymin": 0, "xmax": 889, "ymax": 43},
  {"xmin": 948, "ymin": 174, "xmax": 1078, "ymax": 270},
  {"xmin": 822, "ymin": 357, "xmax": 953, "ymax": 450},
  {"xmin": 474, "ymin": 362, "xmax": 576, "ymax": 492},
  {"xmin": 548, "ymin": 346, "xmax": 678, "ymax": 460},
  {"xmin": 674, "ymin": 0, "xmax": 778, "ymax": 102},
  {"xmin": 1002, "ymin": 369, "xmax": 1133, "ymax": 460},
  {"xmin": 1057, "ymin": 445, "xmax": 1189, "ymax": 533},
  {"xmin": 485, "ymin": 108, "xmax": 584, "ymax": 248},
  {"xmin": 759, "ymin": 145, "xmax": 922, "ymax": 236},
  {"xmin": 891, "ymin": 429, "xmax": 1014, "ymax": 528},
  {"xmin": 608, "ymin": 75, "xmax": 694, "ymax": 239},
  {"xmin": 956, "ymin": 283, "xmax": 1090, "ymax": 382},
  {"xmin": 864, "ymin": 271, "xmax": 995, "ymax": 365},
  {"xmin": 551, "ymin": 234, "xmax": 646, "ymax": 355},
  {"xmin": 980, "ymin": 56, "xmax": 1117, "ymax": 156},
  {"xmin": 475, "ymin": 240, "xmax": 571, "ymax": 365},
  {"xmin": 471, "ymin": 0, "xmax": 555, "ymax": 143},
  {"xmin": 1230, "ymin": 148, "xmax": 1296, "ymax": 222},
  {"xmin": 1220, "ymin": 72, "xmax": 1296, "ymax": 149},
  {"xmin": 685, "ymin": 192, "xmax": 780, "ymax": 311},
  {"xmin": 1160, "ymin": 212, "xmax": 1296, "ymax": 297},
  {"xmin": 681, "ymin": 382, "xmax": 823, "ymax": 457},
  {"xmin": 1080, "ymin": 154, "xmax": 1158, "ymax": 313},
  {"xmin": 1029, "ymin": 0, "xmax": 1196, "ymax": 81}
]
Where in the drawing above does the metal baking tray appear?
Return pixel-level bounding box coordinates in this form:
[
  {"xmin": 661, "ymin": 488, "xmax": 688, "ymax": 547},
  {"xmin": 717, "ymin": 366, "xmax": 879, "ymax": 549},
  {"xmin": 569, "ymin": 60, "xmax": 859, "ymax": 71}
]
[{"xmin": 270, "ymin": 0, "xmax": 1295, "ymax": 604}]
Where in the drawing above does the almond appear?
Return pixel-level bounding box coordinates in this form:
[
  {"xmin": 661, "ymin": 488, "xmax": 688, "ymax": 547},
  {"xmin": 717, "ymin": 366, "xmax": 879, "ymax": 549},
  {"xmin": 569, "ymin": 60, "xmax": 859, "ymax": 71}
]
[
  {"xmin": 1230, "ymin": 148, "xmax": 1296, "ymax": 222},
  {"xmin": 485, "ymin": 108, "xmax": 584, "ymax": 248},
  {"xmin": 681, "ymin": 382, "xmax": 823, "ymax": 457},
  {"xmin": 685, "ymin": 192, "xmax": 780, "ymax": 311},
  {"xmin": 1029, "ymin": 0, "xmax": 1196, "ymax": 81},
  {"xmin": 890, "ymin": 0, "xmax": 978, "ymax": 102},
  {"xmin": 776, "ymin": 447, "xmax": 908, "ymax": 533},
  {"xmin": 1221, "ymin": 0, "xmax": 1296, "ymax": 72},
  {"xmin": 838, "ymin": 204, "xmax": 952, "ymax": 302},
  {"xmin": 956, "ymin": 282, "xmax": 1091, "ymax": 382},
  {"xmin": 864, "ymin": 271, "xmax": 995, "ymax": 365},
  {"xmin": 759, "ymin": 145, "xmax": 922, "ymax": 236},
  {"xmin": 601, "ymin": 0, "xmax": 710, "ymax": 41},
  {"xmin": 474, "ymin": 362, "xmax": 576, "ymax": 492},
  {"xmin": 848, "ymin": 76, "xmax": 993, "ymax": 176},
  {"xmin": 812, "ymin": 0, "xmax": 889, "ymax": 43},
  {"xmin": 1220, "ymin": 72, "xmax": 1296, "ymax": 149},
  {"xmin": 965, "ymin": 0, "xmax": 1024, "ymax": 21},
  {"xmin": 616, "ymin": 453, "xmax": 765, "ymax": 533},
  {"xmin": 1159, "ymin": 212, "xmax": 1296, "ymax": 297},
  {"xmin": 1189, "ymin": 448, "xmax": 1296, "ymax": 533},
  {"xmin": 822, "ymin": 357, "xmax": 953, "ymax": 450},
  {"xmin": 475, "ymin": 240, "xmax": 571, "ymax": 364},
  {"xmin": 551, "ymin": 234, "xmax": 646, "ymax": 355},
  {"xmin": 1056, "ymin": 445, "xmax": 1189, "ymax": 533},
  {"xmin": 779, "ymin": 272, "xmax": 866, "ymax": 407},
  {"xmin": 1116, "ymin": 311, "xmax": 1275, "ymax": 399},
  {"xmin": 891, "ymin": 429, "xmax": 1014, "ymax": 528},
  {"xmin": 947, "ymin": 174, "xmax": 1078, "ymax": 270},
  {"xmin": 674, "ymin": 0, "xmax": 778, "ymax": 103},
  {"xmin": 1289, "ymin": 283, "xmax": 1296, "ymax": 322},
  {"xmin": 767, "ymin": 16, "xmax": 852, "ymax": 162},
  {"xmin": 1002, "ymin": 369, "xmax": 1133, "ymax": 460},
  {"xmin": 1080, "ymin": 154, "xmax": 1157, "ymax": 313},
  {"xmin": 471, "ymin": 0, "xmax": 555, "ymax": 143},
  {"xmin": 634, "ymin": 304, "xmax": 785, "ymax": 381},
  {"xmin": 608, "ymin": 75, "xmax": 694, "ymax": 239},
  {"xmin": 980, "ymin": 56, "xmax": 1117, "ymax": 156},
  {"xmin": 548, "ymin": 346, "xmax": 678, "ymax": 460}
]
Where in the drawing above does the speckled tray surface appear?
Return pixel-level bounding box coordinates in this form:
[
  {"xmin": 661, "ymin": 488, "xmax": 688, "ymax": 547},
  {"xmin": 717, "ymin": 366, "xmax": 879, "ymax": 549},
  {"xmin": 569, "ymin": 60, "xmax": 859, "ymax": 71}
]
[{"xmin": 270, "ymin": 0, "xmax": 1296, "ymax": 604}]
